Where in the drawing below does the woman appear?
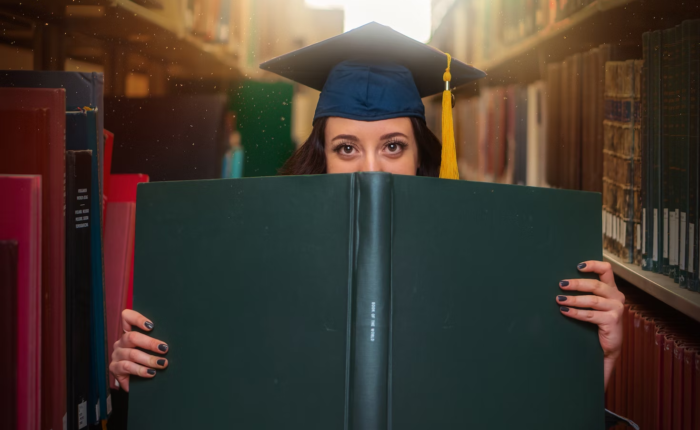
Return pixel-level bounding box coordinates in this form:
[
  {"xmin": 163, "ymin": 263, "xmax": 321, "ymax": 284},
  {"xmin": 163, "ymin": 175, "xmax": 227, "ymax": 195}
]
[{"xmin": 110, "ymin": 22, "xmax": 631, "ymax": 427}]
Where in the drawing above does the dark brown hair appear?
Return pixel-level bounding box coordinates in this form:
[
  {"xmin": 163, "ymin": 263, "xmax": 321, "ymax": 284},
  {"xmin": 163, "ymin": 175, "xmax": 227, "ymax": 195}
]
[{"xmin": 279, "ymin": 117, "xmax": 442, "ymax": 177}]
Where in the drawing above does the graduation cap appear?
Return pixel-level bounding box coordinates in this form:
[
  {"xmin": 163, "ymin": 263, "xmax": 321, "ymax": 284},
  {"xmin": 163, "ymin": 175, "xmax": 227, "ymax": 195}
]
[{"xmin": 260, "ymin": 22, "xmax": 486, "ymax": 179}]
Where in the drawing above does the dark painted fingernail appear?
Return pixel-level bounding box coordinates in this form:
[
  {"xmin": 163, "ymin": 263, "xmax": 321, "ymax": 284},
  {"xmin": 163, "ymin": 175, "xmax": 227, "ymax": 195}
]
[
  {"xmin": 577, "ymin": 263, "xmax": 587, "ymax": 270},
  {"xmin": 158, "ymin": 344, "xmax": 168, "ymax": 352},
  {"xmin": 157, "ymin": 359, "xmax": 166, "ymax": 366},
  {"xmin": 560, "ymin": 280, "xmax": 569, "ymax": 287},
  {"xmin": 147, "ymin": 369, "xmax": 156, "ymax": 375},
  {"xmin": 144, "ymin": 321, "xmax": 154, "ymax": 330},
  {"xmin": 560, "ymin": 306, "xmax": 570, "ymax": 312},
  {"xmin": 558, "ymin": 295, "xmax": 567, "ymax": 302}
]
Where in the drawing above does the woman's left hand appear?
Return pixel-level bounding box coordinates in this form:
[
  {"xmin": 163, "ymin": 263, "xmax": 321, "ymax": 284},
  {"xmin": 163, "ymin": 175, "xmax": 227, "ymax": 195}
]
[{"xmin": 556, "ymin": 260, "xmax": 625, "ymax": 390}]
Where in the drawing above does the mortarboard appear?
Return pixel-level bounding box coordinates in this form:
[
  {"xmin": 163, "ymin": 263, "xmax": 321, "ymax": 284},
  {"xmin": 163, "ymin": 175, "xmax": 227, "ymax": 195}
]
[{"xmin": 260, "ymin": 22, "xmax": 486, "ymax": 179}]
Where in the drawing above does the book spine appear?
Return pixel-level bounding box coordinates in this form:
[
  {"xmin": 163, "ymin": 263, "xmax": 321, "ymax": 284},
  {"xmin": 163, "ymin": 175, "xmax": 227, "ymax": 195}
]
[
  {"xmin": 642, "ymin": 32, "xmax": 652, "ymax": 270},
  {"xmin": 690, "ymin": 21, "xmax": 700, "ymax": 291},
  {"xmin": 633, "ymin": 60, "xmax": 643, "ymax": 266},
  {"xmin": 652, "ymin": 31, "xmax": 663, "ymax": 273},
  {"xmin": 662, "ymin": 28, "xmax": 674, "ymax": 276},
  {"xmin": 349, "ymin": 173, "xmax": 391, "ymax": 430},
  {"xmin": 65, "ymin": 150, "xmax": 93, "ymax": 430},
  {"xmin": 680, "ymin": 22, "xmax": 691, "ymax": 287},
  {"xmin": 670, "ymin": 25, "xmax": 681, "ymax": 284}
]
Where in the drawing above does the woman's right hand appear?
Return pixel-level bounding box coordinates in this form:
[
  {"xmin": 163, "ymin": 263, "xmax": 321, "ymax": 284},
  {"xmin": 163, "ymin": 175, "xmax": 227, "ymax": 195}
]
[{"xmin": 109, "ymin": 309, "xmax": 169, "ymax": 392}]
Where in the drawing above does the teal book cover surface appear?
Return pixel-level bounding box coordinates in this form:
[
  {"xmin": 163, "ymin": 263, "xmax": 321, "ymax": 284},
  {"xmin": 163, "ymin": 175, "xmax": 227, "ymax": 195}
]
[
  {"xmin": 66, "ymin": 110, "xmax": 110, "ymax": 423},
  {"xmin": 129, "ymin": 173, "xmax": 603, "ymax": 429}
]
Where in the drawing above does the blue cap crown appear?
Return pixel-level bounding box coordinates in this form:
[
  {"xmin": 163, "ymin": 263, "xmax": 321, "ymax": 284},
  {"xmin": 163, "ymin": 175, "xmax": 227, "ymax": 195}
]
[{"xmin": 313, "ymin": 60, "xmax": 425, "ymax": 124}]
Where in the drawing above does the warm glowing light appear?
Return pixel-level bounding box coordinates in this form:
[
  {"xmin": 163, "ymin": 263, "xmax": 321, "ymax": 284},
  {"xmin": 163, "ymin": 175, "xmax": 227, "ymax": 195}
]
[{"xmin": 305, "ymin": 0, "xmax": 432, "ymax": 43}]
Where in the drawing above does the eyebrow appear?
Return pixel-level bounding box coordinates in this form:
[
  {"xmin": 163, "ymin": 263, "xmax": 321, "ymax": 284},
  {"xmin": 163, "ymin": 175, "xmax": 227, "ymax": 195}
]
[
  {"xmin": 380, "ymin": 132, "xmax": 408, "ymax": 140},
  {"xmin": 331, "ymin": 134, "xmax": 358, "ymax": 142},
  {"xmin": 331, "ymin": 132, "xmax": 408, "ymax": 142}
]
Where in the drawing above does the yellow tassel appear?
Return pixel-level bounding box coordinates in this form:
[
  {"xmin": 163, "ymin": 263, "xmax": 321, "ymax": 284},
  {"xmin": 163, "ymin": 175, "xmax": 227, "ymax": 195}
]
[{"xmin": 439, "ymin": 53, "xmax": 459, "ymax": 180}]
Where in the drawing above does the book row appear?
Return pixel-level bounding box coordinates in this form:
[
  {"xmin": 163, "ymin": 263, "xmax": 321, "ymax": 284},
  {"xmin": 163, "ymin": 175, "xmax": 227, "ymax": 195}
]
[
  {"xmin": 0, "ymin": 70, "xmax": 234, "ymax": 430},
  {"xmin": 606, "ymin": 286, "xmax": 700, "ymax": 429}
]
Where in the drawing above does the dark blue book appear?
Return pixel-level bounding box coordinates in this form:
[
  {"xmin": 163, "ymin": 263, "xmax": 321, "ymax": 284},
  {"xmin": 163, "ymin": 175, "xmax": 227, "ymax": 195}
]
[{"xmin": 66, "ymin": 110, "xmax": 110, "ymax": 426}]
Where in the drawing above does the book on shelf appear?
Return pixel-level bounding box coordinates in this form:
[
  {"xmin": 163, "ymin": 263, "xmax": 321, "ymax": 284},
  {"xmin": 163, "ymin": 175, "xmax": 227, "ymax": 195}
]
[
  {"xmin": 65, "ymin": 109, "xmax": 111, "ymax": 426},
  {"xmin": 0, "ymin": 240, "xmax": 18, "ymax": 430},
  {"xmin": 127, "ymin": 173, "xmax": 604, "ymax": 429},
  {"xmin": 104, "ymin": 173, "xmax": 149, "ymax": 389},
  {"xmin": 602, "ymin": 60, "xmax": 643, "ymax": 265},
  {"xmin": 65, "ymin": 150, "xmax": 93, "ymax": 430},
  {"xmin": 640, "ymin": 21, "xmax": 700, "ymax": 291},
  {"xmin": 0, "ymin": 174, "xmax": 41, "ymax": 430},
  {"xmin": 0, "ymin": 87, "xmax": 67, "ymax": 430}
]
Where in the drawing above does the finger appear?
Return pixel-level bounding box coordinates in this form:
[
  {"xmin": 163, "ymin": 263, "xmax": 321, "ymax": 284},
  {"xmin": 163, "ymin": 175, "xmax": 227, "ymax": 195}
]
[
  {"xmin": 110, "ymin": 360, "xmax": 157, "ymax": 379},
  {"xmin": 555, "ymin": 295, "xmax": 623, "ymax": 312},
  {"xmin": 122, "ymin": 309, "xmax": 154, "ymax": 333},
  {"xmin": 115, "ymin": 374, "xmax": 130, "ymax": 392},
  {"xmin": 576, "ymin": 260, "xmax": 615, "ymax": 287},
  {"xmin": 113, "ymin": 347, "xmax": 168, "ymax": 369},
  {"xmin": 115, "ymin": 331, "xmax": 169, "ymax": 355},
  {"xmin": 559, "ymin": 278, "xmax": 623, "ymax": 301},
  {"xmin": 559, "ymin": 307, "xmax": 617, "ymax": 326}
]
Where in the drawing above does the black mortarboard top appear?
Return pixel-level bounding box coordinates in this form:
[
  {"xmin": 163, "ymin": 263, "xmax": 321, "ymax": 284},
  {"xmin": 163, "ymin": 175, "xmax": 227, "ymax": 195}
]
[
  {"xmin": 260, "ymin": 21, "xmax": 485, "ymax": 98},
  {"xmin": 259, "ymin": 21, "xmax": 487, "ymax": 179}
]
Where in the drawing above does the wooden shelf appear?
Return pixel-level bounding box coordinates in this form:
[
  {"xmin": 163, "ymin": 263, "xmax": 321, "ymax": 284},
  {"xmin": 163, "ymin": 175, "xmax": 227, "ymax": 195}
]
[
  {"xmin": 478, "ymin": 0, "xmax": 636, "ymax": 73},
  {"xmin": 604, "ymin": 251, "xmax": 700, "ymax": 323},
  {"xmin": 0, "ymin": 0, "xmax": 240, "ymax": 78}
]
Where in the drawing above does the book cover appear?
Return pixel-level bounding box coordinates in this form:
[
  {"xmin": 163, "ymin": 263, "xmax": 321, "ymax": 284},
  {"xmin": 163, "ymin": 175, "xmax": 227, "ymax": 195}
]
[
  {"xmin": 104, "ymin": 199, "xmax": 136, "ymax": 390},
  {"xmin": 65, "ymin": 150, "xmax": 93, "ymax": 430},
  {"xmin": 0, "ymin": 88, "xmax": 67, "ymax": 430},
  {"xmin": 127, "ymin": 173, "xmax": 604, "ymax": 429},
  {"xmin": 106, "ymin": 174, "xmax": 150, "ymax": 311},
  {"xmin": 0, "ymin": 175, "xmax": 42, "ymax": 430}
]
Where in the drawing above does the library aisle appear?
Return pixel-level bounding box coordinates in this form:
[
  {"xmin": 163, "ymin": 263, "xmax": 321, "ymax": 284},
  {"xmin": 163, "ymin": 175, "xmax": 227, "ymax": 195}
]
[{"xmin": 1, "ymin": 0, "xmax": 699, "ymax": 429}]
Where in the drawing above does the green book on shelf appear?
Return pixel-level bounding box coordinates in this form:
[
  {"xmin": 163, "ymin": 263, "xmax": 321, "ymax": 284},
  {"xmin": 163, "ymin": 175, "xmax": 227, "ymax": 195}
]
[
  {"xmin": 128, "ymin": 173, "xmax": 604, "ymax": 429},
  {"xmin": 689, "ymin": 20, "xmax": 700, "ymax": 292}
]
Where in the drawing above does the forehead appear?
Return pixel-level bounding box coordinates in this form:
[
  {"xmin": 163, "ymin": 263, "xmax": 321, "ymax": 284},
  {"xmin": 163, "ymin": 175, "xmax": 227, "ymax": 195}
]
[{"xmin": 325, "ymin": 117, "xmax": 413, "ymax": 137}]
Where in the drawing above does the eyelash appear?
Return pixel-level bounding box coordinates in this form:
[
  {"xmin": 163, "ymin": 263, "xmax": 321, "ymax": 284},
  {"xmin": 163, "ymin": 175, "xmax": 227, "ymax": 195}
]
[
  {"xmin": 385, "ymin": 139, "xmax": 408, "ymax": 151},
  {"xmin": 332, "ymin": 140, "xmax": 408, "ymax": 154}
]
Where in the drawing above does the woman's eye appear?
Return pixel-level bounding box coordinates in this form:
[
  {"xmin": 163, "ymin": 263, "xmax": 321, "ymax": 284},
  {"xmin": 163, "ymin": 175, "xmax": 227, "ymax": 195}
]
[
  {"xmin": 342, "ymin": 145, "xmax": 354, "ymax": 154},
  {"xmin": 387, "ymin": 143, "xmax": 399, "ymax": 152}
]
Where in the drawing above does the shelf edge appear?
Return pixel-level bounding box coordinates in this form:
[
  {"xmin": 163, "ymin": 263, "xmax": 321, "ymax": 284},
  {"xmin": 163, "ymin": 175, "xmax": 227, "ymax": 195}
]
[{"xmin": 603, "ymin": 250, "xmax": 700, "ymax": 323}]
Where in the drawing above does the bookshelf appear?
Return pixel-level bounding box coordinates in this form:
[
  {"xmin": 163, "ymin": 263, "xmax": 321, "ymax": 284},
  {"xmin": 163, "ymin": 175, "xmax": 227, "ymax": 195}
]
[
  {"xmin": 478, "ymin": 0, "xmax": 635, "ymax": 73},
  {"xmin": 604, "ymin": 252, "xmax": 700, "ymax": 323},
  {"xmin": 0, "ymin": 0, "xmax": 241, "ymax": 86}
]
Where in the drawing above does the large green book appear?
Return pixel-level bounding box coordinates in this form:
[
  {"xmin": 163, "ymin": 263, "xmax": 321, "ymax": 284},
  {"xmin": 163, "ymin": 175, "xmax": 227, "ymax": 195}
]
[{"xmin": 128, "ymin": 173, "xmax": 604, "ymax": 429}]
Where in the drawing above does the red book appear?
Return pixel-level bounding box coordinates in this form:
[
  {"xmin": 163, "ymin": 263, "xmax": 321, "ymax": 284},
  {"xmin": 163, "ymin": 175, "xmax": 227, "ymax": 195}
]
[
  {"xmin": 0, "ymin": 175, "xmax": 42, "ymax": 430},
  {"xmin": 673, "ymin": 341, "xmax": 685, "ymax": 430},
  {"xmin": 632, "ymin": 310, "xmax": 644, "ymax": 425},
  {"xmin": 695, "ymin": 352, "xmax": 700, "ymax": 430},
  {"xmin": 653, "ymin": 330, "xmax": 665, "ymax": 428},
  {"xmin": 643, "ymin": 317, "xmax": 655, "ymax": 429},
  {"xmin": 0, "ymin": 88, "xmax": 66, "ymax": 430},
  {"xmin": 682, "ymin": 346, "xmax": 696, "ymax": 430},
  {"xmin": 616, "ymin": 304, "xmax": 630, "ymax": 416},
  {"xmin": 107, "ymin": 174, "xmax": 149, "ymax": 311},
  {"xmin": 104, "ymin": 201, "xmax": 135, "ymax": 389},
  {"xmin": 1, "ymin": 241, "xmax": 18, "ymax": 430},
  {"xmin": 663, "ymin": 336, "xmax": 675, "ymax": 429}
]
